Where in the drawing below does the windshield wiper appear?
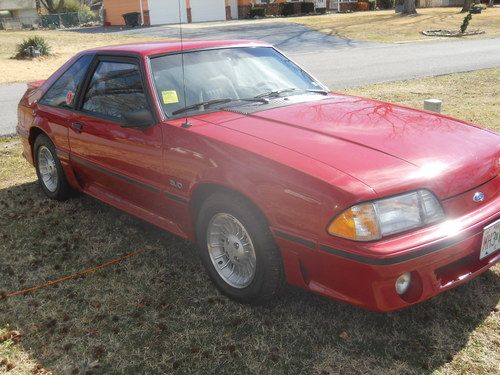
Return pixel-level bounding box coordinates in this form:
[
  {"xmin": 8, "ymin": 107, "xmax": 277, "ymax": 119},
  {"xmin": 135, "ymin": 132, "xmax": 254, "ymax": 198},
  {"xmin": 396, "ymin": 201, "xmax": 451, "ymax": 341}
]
[
  {"xmin": 255, "ymin": 88, "xmax": 298, "ymax": 99},
  {"xmin": 172, "ymin": 97, "xmax": 268, "ymax": 116},
  {"xmin": 255, "ymin": 88, "xmax": 329, "ymax": 99},
  {"xmin": 306, "ymin": 89, "xmax": 330, "ymax": 95}
]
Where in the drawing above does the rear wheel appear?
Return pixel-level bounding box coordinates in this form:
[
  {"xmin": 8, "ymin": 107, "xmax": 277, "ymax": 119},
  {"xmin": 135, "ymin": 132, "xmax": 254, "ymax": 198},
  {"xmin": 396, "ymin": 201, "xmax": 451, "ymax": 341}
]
[
  {"xmin": 196, "ymin": 192, "xmax": 284, "ymax": 304},
  {"xmin": 34, "ymin": 134, "xmax": 70, "ymax": 201}
]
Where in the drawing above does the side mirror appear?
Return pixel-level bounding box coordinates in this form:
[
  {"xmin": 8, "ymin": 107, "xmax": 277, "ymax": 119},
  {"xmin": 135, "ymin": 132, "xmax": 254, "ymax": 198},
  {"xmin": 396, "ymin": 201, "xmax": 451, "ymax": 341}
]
[{"xmin": 122, "ymin": 109, "xmax": 155, "ymax": 128}]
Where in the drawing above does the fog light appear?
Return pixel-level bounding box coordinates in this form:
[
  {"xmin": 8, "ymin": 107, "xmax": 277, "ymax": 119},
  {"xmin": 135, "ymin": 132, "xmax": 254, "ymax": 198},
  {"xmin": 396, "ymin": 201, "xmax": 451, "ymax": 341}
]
[{"xmin": 395, "ymin": 272, "xmax": 412, "ymax": 295}]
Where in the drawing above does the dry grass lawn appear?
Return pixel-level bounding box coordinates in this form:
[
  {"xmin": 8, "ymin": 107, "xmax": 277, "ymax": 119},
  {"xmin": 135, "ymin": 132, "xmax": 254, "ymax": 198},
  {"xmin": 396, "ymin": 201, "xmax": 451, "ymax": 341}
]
[
  {"xmin": 0, "ymin": 30, "xmax": 160, "ymax": 84},
  {"xmin": 288, "ymin": 7, "xmax": 500, "ymax": 43},
  {"xmin": 0, "ymin": 70, "xmax": 499, "ymax": 374}
]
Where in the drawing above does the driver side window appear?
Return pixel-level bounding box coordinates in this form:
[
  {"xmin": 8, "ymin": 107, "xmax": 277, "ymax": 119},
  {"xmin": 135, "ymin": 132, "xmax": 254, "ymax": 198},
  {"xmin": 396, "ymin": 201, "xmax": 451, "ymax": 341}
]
[{"xmin": 82, "ymin": 61, "xmax": 149, "ymax": 121}]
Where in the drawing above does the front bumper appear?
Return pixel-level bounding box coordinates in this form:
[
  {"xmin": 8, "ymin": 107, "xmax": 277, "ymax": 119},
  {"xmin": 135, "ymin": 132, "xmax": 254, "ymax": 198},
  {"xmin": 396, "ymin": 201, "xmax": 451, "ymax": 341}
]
[{"xmin": 274, "ymin": 179, "xmax": 500, "ymax": 312}]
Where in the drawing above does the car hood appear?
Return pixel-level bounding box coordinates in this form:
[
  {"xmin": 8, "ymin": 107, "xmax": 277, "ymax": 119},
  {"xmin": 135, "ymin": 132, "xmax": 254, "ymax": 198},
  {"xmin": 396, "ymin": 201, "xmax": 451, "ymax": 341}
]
[{"xmin": 217, "ymin": 95, "xmax": 499, "ymax": 199}]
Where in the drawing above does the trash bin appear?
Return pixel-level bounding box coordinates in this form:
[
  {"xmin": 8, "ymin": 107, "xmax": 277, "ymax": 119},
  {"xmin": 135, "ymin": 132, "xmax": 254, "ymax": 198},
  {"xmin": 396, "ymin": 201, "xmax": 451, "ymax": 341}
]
[{"xmin": 122, "ymin": 12, "xmax": 140, "ymax": 27}]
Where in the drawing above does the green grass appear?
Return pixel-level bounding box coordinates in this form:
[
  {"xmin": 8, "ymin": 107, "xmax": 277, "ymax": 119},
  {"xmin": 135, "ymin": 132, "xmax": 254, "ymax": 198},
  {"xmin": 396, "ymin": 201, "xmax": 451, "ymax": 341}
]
[{"xmin": 0, "ymin": 71, "xmax": 499, "ymax": 374}]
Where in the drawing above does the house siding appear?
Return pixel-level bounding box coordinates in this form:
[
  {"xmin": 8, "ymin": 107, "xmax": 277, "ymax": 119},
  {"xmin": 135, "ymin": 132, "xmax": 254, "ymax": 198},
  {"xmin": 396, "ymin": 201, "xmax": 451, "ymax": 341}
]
[
  {"xmin": 0, "ymin": 0, "xmax": 35, "ymax": 10},
  {"xmin": 104, "ymin": 0, "xmax": 234, "ymax": 26},
  {"xmin": 103, "ymin": 0, "xmax": 149, "ymax": 26}
]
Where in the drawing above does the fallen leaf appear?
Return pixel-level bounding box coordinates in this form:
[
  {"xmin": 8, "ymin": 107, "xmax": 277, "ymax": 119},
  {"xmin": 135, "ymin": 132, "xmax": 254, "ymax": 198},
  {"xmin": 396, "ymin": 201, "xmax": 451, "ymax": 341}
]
[{"xmin": 339, "ymin": 329, "xmax": 349, "ymax": 339}]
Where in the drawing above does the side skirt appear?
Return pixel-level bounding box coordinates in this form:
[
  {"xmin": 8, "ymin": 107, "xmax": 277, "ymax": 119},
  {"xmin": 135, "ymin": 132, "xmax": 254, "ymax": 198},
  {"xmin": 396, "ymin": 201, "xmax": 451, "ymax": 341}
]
[{"xmin": 83, "ymin": 183, "xmax": 190, "ymax": 240}]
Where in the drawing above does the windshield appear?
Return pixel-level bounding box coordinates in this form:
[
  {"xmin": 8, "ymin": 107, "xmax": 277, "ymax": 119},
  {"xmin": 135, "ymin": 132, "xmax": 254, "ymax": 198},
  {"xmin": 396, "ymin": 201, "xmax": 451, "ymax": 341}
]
[{"xmin": 150, "ymin": 47, "xmax": 326, "ymax": 117}]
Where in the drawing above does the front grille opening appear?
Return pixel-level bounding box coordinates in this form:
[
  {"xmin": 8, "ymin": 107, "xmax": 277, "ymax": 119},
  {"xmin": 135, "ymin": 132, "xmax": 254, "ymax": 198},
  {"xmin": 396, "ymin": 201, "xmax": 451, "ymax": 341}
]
[{"xmin": 435, "ymin": 254, "xmax": 489, "ymax": 288}]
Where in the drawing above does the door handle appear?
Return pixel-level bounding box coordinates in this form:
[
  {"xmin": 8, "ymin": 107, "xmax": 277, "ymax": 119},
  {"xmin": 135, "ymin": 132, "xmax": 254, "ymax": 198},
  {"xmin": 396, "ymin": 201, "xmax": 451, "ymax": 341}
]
[{"xmin": 70, "ymin": 122, "xmax": 84, "ymax": 133}]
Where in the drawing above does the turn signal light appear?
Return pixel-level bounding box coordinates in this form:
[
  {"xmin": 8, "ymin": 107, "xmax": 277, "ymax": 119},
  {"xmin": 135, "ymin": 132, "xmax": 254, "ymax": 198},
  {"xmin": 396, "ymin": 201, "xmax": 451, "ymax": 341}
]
[{"xmin": 328, "ymin": 203, "xmax": 381, "ymax": 241}]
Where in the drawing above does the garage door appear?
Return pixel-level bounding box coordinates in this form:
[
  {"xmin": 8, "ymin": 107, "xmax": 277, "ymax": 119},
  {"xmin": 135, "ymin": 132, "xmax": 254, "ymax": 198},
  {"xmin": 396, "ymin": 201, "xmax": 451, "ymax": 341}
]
[
  {"xmin": 190, "ymin": 0, "xmax": 226, "ymax": 23},
  {"xmin": 149, "ymin": 0, "xmax": 187, "ymax": 25}
]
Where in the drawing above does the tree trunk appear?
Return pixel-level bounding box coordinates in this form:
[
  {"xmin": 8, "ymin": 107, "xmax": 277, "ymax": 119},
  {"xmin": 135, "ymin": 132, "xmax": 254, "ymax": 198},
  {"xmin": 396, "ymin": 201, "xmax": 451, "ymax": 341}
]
[
  {"xmin": 40, "ymin": 0, "xmax": 65, "ymax": 14},
  {"xmin": 461, "ymin": 0, "xmax": 474, "ymax": 12},
  {"xmin": 488, "ymin": 0, "xmax": 494, "ymax": 7},
  {"xmin": 402, "ymin": 0, "xmax": 417, "ymax": 15}
]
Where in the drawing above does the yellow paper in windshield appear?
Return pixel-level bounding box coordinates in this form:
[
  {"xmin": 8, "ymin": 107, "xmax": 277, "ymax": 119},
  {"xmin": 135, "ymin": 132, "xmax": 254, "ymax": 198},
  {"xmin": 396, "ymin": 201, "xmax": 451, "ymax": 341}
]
[{"xmin": 162, "ymin": 90, "xmax": 179, "ymax": 104}]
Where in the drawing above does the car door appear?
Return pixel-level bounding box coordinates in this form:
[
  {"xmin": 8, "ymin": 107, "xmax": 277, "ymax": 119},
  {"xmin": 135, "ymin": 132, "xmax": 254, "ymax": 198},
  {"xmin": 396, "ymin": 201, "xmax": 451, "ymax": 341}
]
[{"xmin": 68, "ymin": 55, "xmax": 167, "ymax": 218}]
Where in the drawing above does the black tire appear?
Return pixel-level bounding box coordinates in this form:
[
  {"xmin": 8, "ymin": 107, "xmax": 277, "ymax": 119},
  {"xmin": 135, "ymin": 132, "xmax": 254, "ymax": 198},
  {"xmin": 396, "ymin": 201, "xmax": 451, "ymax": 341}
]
[
  {"xmin": 33, "ymin": 134, "xmax": 71, "ymax": 201},
  {"xmin": 196, "ymin": 192, "xmax": 284, "ymax": 304}
]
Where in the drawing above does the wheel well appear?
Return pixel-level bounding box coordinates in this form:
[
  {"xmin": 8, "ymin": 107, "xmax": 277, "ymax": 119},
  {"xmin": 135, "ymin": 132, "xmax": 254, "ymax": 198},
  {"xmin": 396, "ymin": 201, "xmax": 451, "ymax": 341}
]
[
  {"xmin": 190, "ymin": 184, "xmax": 269, "ymax": 227},
  {"xmin": 28, "ymin": 127, "xmax": 46, "ymax": 159}
]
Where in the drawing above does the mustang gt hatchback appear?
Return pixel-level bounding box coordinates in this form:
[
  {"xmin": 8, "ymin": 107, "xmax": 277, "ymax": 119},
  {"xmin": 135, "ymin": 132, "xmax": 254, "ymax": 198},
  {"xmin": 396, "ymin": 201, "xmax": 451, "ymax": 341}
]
[{"xmin": 17, "ymin": 41, "xmax": 499, "ymax": 312}]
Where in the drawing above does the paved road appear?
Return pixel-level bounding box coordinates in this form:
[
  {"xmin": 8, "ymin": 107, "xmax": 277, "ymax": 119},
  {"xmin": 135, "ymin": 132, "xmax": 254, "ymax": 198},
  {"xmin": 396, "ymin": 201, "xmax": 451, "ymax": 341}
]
[
  {"xmin": 292, "ymin": 37, "xmax": 500, "ymax": 88},
  {"xmin": 1, "ymin": 83, "xmax": 27, "ymax": 137},
  {"xmin": 1, "ymin": 21, "xmax": 499, "ymax": 136},
  {"xmin": 75, "ymin": 19, "xmax": 371, "ymax": 53}
]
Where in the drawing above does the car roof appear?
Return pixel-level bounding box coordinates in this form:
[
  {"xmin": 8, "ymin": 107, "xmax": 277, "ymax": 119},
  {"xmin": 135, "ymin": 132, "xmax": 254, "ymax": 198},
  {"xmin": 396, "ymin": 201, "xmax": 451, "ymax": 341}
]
[{"xmin": 85, "ymin": 39, "xmax": 272, "ymax": 56}]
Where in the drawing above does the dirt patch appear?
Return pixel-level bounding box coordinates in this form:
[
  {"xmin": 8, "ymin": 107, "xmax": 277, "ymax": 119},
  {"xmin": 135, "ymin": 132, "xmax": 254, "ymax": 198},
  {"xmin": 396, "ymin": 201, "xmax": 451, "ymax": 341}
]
[{"xmin": 422, "ymin": 29, "xmax": 485, "ymax": 37}]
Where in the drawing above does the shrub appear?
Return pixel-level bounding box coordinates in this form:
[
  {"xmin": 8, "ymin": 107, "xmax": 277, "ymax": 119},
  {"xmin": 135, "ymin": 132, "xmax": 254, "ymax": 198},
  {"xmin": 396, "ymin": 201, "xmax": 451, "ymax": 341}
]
[
  {"xmin": 356, "ymin": 1, "xmax": 370, "ymax": 11},
  {"xmin": 63, "ymin": 0, "xmax": 82, "ymax": 12},
  {"xmin": 64, "ymin": 0, "xmax": 96, "ymax": 22},
  {"xmin": 460, "ymin": 13, "xmax": 472, "ymax": 33},
  {"xmin": 379, "ymin": 0, "xmax": 395, "ymax": 9},
  {"xmin": 16, "ymin": 36, "xmax": 51, "ymax": 59},
  {"xmin": 281, "ymin": 3, "xmax": 296, "ymax": 16},
  {"xmin": 249, "ymin": 7, "xmax": 266, "ymax": 18},
  {"xmin": 368, "ymin": 0, "xmax": 377, "ymax": 10},
  {"xmin": 301, "ymin": 2, "xmax": 315, "ymax": 14},
  {"xmin": 316, "ymin": 7, "xmax": 327, "ymax": 14}
]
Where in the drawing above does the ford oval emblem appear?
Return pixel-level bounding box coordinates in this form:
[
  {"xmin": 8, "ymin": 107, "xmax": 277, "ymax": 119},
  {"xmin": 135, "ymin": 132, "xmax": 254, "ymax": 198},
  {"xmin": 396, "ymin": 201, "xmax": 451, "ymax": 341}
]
[{"xmin": 472, "ymin": 191, "xmax": 485, "ymax": 203}]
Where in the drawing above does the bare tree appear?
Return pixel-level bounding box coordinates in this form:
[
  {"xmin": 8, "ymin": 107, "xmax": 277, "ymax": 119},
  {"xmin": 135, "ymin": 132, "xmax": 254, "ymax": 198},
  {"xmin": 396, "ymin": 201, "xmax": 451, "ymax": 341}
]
[
  {"xmin": 461, "ymin": 0, "xmax": 474, "ymax": 12},
  {"xmin": 81, "ymin": 0, "xmax": 103, "ymax": 9},
  {"xmin": 402, "ymin": 0, "xmax": 417, "ymax": 15},
  {"xmin": 39, "ymin": 0, "xmax": 66, "ymax": 14}
]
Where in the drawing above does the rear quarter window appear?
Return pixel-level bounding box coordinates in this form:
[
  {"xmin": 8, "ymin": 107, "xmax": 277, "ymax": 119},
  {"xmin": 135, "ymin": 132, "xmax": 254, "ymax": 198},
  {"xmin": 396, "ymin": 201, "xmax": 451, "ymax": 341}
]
[{"xmin": 40, "ymin": 54, "xmax": 93, "ymax": 109}]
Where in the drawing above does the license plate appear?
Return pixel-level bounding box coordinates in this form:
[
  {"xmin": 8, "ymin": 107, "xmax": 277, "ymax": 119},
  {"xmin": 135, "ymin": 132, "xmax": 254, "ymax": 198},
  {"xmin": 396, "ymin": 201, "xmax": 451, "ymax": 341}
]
[{"xmin": 480, "ymin": 219, "xmax": 500, "ymax": 260}]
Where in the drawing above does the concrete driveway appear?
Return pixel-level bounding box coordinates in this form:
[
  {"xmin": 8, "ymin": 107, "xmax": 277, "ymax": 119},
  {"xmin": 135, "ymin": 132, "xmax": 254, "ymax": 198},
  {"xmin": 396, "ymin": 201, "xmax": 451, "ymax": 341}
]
[{"xmin": 2, "ymin": 20, "xmax": 500, "ymax": 136}]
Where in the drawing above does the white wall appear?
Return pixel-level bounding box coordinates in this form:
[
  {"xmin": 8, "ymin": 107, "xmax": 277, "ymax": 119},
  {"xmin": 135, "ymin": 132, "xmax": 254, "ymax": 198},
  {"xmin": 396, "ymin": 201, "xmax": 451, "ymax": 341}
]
[
  {"xmin": 190, "ymin": 0, "xmax": 226, "ymax": 23},
  {"xmin": 0, "ymin": 0, "xmax": 35, "ymax": 11},
  {"xmin": 149, "ymin": 0, "xmax": 188, "ymax": 25}
]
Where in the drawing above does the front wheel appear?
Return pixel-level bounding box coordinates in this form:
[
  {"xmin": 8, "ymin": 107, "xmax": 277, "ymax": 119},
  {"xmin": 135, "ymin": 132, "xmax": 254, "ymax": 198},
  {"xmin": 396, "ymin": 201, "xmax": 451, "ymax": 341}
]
[{"xmin": 196, "ymin": 192, "xmax": 284, "ymax": 304}]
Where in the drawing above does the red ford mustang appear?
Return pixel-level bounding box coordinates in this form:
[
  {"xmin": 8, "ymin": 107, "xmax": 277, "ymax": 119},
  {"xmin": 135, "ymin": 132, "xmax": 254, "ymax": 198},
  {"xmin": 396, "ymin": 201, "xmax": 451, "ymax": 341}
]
[{"xmin": 17, "ymin": 40, "xmax": 499, "ymax": 312}]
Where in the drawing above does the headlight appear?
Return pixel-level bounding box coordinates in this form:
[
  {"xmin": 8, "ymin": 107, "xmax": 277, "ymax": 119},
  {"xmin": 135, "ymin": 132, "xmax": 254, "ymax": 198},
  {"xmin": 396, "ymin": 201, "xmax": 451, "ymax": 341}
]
[{"xmin": 328, "ymin": 190, "xmax": 444, "ymax": 241}]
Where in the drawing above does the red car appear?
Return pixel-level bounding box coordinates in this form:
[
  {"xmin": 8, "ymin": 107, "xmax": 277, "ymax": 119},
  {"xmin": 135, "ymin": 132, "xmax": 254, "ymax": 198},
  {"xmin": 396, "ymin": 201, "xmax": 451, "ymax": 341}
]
[{"xmin": 17, "ymin": 40, "xmax": 499, "ymax": 312}]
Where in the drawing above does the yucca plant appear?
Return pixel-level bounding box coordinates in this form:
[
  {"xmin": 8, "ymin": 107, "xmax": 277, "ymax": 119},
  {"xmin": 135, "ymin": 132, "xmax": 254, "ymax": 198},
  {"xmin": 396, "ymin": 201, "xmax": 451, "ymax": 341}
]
[
  {"xmin": 460, "ymin": 13, "xmax": 473, "ymax": 34},
  {"xmin": 16, "ymin": 36, "xmax": 51, "ymax": 59}
]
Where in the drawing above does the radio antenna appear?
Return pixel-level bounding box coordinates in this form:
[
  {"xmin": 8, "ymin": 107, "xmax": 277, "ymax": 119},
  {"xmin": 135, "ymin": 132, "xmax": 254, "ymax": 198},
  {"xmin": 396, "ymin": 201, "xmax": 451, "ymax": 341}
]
[{"xmin": 177, "ymin": 0, "xmax": 191, "ymax": 128}]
